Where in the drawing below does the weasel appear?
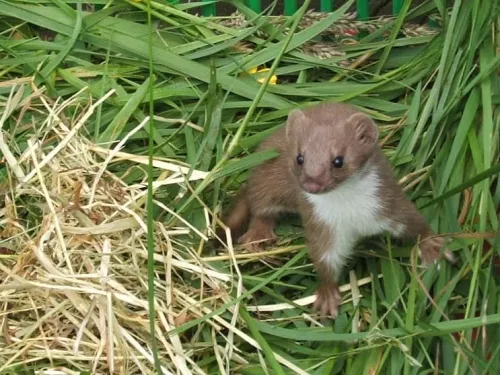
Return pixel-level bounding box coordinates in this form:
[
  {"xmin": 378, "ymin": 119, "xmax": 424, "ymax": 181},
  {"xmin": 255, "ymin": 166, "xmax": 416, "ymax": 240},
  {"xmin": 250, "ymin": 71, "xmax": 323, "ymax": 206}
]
[{"xmin": 220, "ymin": 102, "xmax": 454, "ymax": 318}]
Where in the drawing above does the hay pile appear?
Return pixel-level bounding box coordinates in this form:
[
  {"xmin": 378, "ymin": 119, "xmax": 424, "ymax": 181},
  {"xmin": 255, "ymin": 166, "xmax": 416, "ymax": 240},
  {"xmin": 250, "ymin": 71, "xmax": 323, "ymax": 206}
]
[{"xmin": 0, "ymin": 84, "xmax": 232, "ymax": 373}]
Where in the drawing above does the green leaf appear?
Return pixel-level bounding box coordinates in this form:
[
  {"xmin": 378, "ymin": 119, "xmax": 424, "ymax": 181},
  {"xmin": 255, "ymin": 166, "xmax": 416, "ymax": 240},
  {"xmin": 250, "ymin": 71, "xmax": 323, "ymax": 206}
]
[{"xmin": 97, "ymin": 76, "xmax": 152, "ymax": 145}]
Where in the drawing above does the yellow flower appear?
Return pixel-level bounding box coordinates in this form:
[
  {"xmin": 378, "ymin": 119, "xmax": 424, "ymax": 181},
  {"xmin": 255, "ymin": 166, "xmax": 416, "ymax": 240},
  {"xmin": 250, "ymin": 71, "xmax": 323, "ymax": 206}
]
[{"xmin": 247, "ymin": 67, "xmax": 277, "ymax": 85}]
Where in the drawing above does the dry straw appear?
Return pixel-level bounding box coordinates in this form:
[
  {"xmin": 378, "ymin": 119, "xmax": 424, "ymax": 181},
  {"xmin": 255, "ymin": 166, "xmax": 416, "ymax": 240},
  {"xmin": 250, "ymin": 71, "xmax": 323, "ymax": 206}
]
[
  {"xmin": 0, "ymin": 83, "xmax": 218, "ymax": 373},
  {"xmin": 0, "ymin": 81, "xmax": 377, "ymax": 373}
]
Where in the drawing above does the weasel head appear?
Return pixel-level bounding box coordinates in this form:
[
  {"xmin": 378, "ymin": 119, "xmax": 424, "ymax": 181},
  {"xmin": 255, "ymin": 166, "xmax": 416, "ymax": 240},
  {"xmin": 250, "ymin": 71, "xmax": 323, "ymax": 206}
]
[{"xmin": 285, "ymin": 102, "xmax": 379, "ymax": 194}]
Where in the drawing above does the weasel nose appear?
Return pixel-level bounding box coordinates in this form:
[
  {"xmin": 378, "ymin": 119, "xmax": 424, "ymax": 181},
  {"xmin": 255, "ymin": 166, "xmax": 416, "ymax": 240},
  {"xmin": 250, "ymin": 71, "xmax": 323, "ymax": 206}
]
[{"xmin": 302, "ymin": 180, "xmax": 324, "ymax": 194}]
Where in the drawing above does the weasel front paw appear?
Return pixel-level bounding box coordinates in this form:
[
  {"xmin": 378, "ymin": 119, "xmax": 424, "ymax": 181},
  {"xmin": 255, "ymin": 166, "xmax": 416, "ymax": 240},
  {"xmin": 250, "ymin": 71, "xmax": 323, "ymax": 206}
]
[
  {"xmin": 238, "ymin": 228, "xmax": 277, "ymax": 252},
  {"xmin": 313, "ymin": 283, "xmax": 341, "ymax": 319},
  {"xmin": 419, "ymin": 235, "xmax": 455, "ymax": 266}
]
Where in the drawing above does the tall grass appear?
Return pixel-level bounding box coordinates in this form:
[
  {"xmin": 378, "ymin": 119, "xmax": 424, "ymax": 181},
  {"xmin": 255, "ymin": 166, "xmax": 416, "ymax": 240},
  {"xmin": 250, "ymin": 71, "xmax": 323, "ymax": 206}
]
[{"xmin": 0, "ymin": 0, "xmax": 499, "ymax": 374}]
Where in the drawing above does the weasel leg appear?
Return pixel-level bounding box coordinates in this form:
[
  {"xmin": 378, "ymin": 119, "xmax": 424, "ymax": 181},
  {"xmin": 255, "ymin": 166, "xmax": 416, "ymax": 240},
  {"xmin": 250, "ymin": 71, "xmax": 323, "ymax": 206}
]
[
  {"xmin": 216, "ymin": 188, "xmax": 251, "ymax": 244},
  {"xmin": 418, "ymin": 235, "xmax": 455, "ymax": 265},
  {"xmin": 313, "ymin": 279, "xmax": 342, "ymax": 318},
  {"xmin": 388, "ymin": 201, "xmax": 455, "ymax": 265},
  {"xmin": 239, "ymin": 215, "xmax": 278, "ymax": 252}
]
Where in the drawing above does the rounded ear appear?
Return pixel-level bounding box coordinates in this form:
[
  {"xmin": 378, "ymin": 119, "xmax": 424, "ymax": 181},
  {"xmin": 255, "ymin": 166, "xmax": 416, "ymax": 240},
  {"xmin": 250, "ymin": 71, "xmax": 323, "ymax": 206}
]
[
  {"xmin": 347, "ymin": 113, "xmax": 379, "ymax": 148},
  {"xmin": 285, "ymin": 109, "xmax": 306, "ymax": 140}
]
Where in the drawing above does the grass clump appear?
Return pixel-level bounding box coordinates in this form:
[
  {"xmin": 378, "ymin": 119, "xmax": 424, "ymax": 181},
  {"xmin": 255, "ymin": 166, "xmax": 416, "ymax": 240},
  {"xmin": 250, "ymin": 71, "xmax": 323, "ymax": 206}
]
[{"xmin": 0, "ymin": 0, "xmax": 499, "ymax": 374}]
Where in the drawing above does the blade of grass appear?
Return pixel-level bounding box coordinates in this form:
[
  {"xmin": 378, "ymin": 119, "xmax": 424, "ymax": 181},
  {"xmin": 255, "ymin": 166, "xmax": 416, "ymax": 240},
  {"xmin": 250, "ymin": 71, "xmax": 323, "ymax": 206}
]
[
  {"xmin": 146, "ymin": 0, "xmax": 162, "ymax": 373},
  {"xmin": 253, "ymin": 313, "xmax": 500, "ymax": 342},
  {"xmin": 97, "ymin": 76, "xmax": 152, "ymax": 145},
  {"xmin": 240, "ymin": 307, "xmax": 287, "ymax": 375},
  {"xmin": 420, "ymin": 162, "xmax": 500, "ymax": 209},
  {"xmin": 373, "ymin": 0, "xmax": 411, "ymax": 75}
]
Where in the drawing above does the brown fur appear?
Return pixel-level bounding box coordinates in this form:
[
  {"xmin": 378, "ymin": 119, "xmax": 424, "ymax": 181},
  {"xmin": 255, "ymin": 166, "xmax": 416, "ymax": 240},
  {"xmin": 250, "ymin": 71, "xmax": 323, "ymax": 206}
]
[{"xmin": 219, "ymin": 102, "xmax": 454, "ymax": 317}]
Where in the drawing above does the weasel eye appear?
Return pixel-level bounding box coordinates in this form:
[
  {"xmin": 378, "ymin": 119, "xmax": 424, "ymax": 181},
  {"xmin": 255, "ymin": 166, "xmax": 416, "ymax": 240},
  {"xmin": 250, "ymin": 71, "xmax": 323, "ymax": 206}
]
[
  {"xmin": 333, "ymin": 156, "xmax": 344, "ymax": 168},
  {"xmin": 296, "ymin": 154, "xmax": 304, "ymax": 166}
]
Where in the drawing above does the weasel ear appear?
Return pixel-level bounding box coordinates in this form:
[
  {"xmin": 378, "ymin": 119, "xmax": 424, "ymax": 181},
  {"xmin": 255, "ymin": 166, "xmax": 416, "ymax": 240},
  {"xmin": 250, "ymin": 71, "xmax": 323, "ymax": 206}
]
[
  {"xmin": 285, "ymin": 109, "xmax": 306, "ymax": 140},
  {"xmin": 347, "ymin": 112, "xmax": 379, "ymax": 148}
]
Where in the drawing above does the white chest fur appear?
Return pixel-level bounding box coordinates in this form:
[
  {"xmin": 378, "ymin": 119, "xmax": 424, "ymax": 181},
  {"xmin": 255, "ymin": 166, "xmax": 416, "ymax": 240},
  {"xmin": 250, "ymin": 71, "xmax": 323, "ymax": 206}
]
[{"xmin": 305, "ymin": 167, "xmax": 395, "ymax": 277}]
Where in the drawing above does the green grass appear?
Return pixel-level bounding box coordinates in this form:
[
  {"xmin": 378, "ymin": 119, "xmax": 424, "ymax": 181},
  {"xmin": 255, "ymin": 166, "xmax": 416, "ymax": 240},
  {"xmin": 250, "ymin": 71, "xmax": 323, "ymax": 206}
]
[{"xmin": 0, "ymin": 0, "xmax": 499, "ymax": 374}]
